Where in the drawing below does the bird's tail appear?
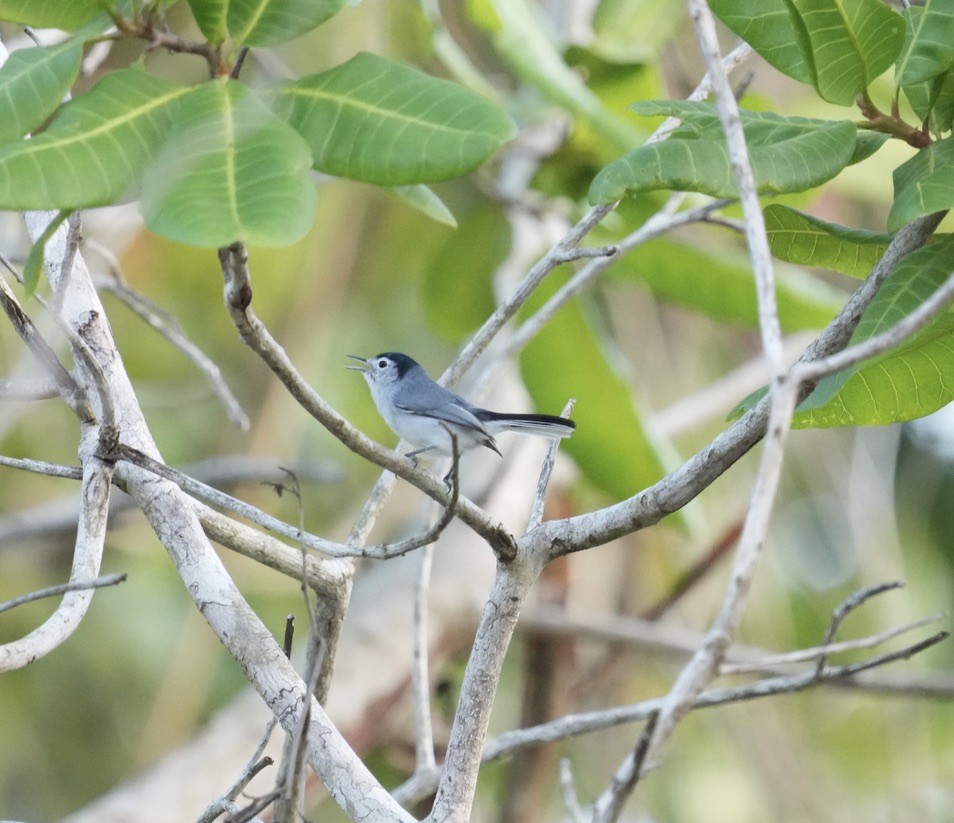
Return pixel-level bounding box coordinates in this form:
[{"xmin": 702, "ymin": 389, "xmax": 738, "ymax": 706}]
[{"xmin": 478, "ymin": 411, "xmax": 575, "ymax": 439}]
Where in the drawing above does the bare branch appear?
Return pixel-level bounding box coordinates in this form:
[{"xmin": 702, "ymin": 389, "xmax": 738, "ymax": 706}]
[
  {"xmin": 529, "ymin": 398, "xmax": 575, "ymax": 533},
  {"xmin": 0, "ymin": 376, "xmax": 59, "ymax": 400},
  {"xmin": 92, "ymin": 263, "xmax": 250, "ymax": 429},
  {"xmin": 0, "ymin": 454, "xmax": 82, "ymax": 479},
  {"xmin": 687, "ymin": 0, "xmax": 782, "ymax": 378},
  {"xmin": 0, "ymin": 456, "xmax": 114, "ymax": 672},
  {"xmin": 0, "ymin": 573, "xmax": 127, "ymax": 615},
  {"xmin": 412, "ymin": 543, "xmax": 437, "ymax": 771},
  {"xmin": 558, "ymin": 758, "xmax": 586, "ymax": 823}
]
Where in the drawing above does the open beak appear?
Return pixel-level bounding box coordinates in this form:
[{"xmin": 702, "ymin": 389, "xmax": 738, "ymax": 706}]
[{"xmin": 346, "ymin": 354, "xmax": 369, "ymax": 372}]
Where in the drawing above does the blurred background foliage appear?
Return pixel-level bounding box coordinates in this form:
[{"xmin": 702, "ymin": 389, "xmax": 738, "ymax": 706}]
[{"xmin": 1, "ymin": 0, "xmax": 952, "ymax": 821}]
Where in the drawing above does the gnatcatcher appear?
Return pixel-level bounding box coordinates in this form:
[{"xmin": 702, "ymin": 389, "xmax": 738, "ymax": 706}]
[{"xmin": 348, "ymin": 352, "xmax": 575, "ymax": 461}]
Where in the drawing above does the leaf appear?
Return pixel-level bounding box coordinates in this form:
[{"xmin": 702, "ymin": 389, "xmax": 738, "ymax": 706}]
[
  {"xmin": 275, "ymin": 52, "xmax": 516, "ymax": 186},
  {"xmin": 0, "ymin": 0, "xmax": 104, "ymax": 28},
  {"xmin": 0, "ymin": 40, "xmax": 83, "ymax": 144},
  {"xmin": 896, "ymin": 1, "xmax": 954, "ymax": 88},
  {"xmin": 390, "ymin": 185, "xmax": 458, "ymax": 228},
  {"xmin": 711, "ymin": 0, "xmax": 904, "ymax": 105},
  {"xmin": 904, "ymin": 68, "xmax": 954, "ymax": 137},
  {"xmin": 0, "ymin": 68, "xmax": 189, "ymax": 209},
  {"xmin": 589, "ymin": 104, "xmax": 857, "ymax": 203},
  {"xmin": 487, "ymin": 0, "xmax": 641, "ymax": 153},
  {"xmin": 187, "ymin": 0, "xmax": 229, "ymax": 44},
  {"xmin": 764, "ymin": 204, "xmax": 892, "ymax": 278},
  {"xmin": 520, "ymin": 276, "xmax": 670, "ymax": 502},
  {"xmin": 794, "ymin": 236, "xmax": 954, "ymax": 427},
  {"xmin": 850, "ymin": 129, "xmax": 890, "ymax": 164},
  {"xmin": 141, "ymin": 79, "xmax": 316, "ymax": 248},
  {"xmin": 708, "ymin": 0, "xmax": 812, "ymax": 84},
  {"xmin": 606, "ymin": 236, "xmax": 842, "ymax": 330},
  {"xmin": 423, "ymin": 208, "xmax": 507, "ymax": 341},
  {"xmin": 226, "ymin": 0, "xmax": 347, "ymax": 47},
  {"xmin": 23, "ymin": 209, "xmax": 70, "ymax": 296},
  {"xmin": 888, "ymin": 135, "xmax": 954, "ymax": 231},
  {"xmin": 787, "ymin": 0, "xmax": 906, "ymax": 106}
]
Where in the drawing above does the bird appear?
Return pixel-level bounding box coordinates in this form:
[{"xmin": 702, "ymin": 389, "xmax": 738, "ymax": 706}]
[{"xmin": 348, "ymin": 352, "xmax": 575, "ymax": 462}]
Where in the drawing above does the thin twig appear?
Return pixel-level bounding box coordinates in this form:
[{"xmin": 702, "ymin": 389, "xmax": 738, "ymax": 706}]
[
  {"xmin": 392, "ymin": 628, "xmax": 949, "ymax": 807},
  {"xmin": 0, "ymin": 377, "xmax": 60, "ymax": 400},
  {"xmin": 558, "ymin": 758, "xmax": 586, "ymax": 823},
  {"xmin": 412, "ymin": 542, "xmax": 437, "ymax": 770},
  {"xmin": 528, "ymin": 398, "xmax": 575, "ymax": 533},
  {"xmin": 0, "ymin": 573, "xmax": 127, "ymax": 614}
]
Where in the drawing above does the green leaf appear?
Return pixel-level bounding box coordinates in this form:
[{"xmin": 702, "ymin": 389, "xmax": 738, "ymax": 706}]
[
  {"xmin": 187, "ymin": 0, "xmax": 228, "ymax": 44},
  {"xmin": 0, "ymin": 0, "xmax": 104, "ymax": 28},
  {"xmin": 764, "ymin": 204, "xmax": 892, "ymax": 278},
  {"xmin": 606, "ymin": 236, "xmax": 842, "ymax": 330},
  {"xmin": 227, "ymin": 0, "xmax": 347, "ymax": 47},
  {"xmin": 141, "ymin": 79, "xmax": 316, "ymax": 248},
  {"xmin": 896, "ymin": 1, "xmax": 954, "ymax": 88},
  {"xmin": 423, "ymin": 208, "xmax": 507, "ymax": 341},
  {"xmin": 850, "ymin": 130, "xmax": 890, "ymax": 164},
  {"xmin": 589, "ymin": 104, "xmax": 857, "ymax": 203},
  {"xmin": 787, "ymin": 0, "xmax": 906, "ymax": 106},
  {"xmin": 390, "ymin": 185, "xmax": 457, "ymax": 228},
  {"xmin": 488, "ymin": 0, "xmax": 641, "ymax": 153},
  {"xmin": 794, "ymin": 236, "xmax": 954, "ymax": 427},
  {"xmin": 711, "ymin": 0, "xmax": 904, "ymax": 105},
  {"xmin": 0, "ymin": 68, "xmax": 189, "ymax": 209},
  {"xmin": 888, "ymin": 136, "xmax": 954, "ymax": 231},
  {"xmin": 520, "ymin": 276, "xmax": 670, "ymax": 502},
  {"xmin": 904, "ymin": 68, "xmax": 954, "ymax": 137},
  {"xmin": 23, "ymin": 209, "xmax": 70, "ymax": 296},
  {"xmin": 276, "ymin": 52, "xmax": 516, "ymax": 186},
  {"xmin": 709, "ymin": 0, "xmax": 812, "ymax": 84},
  {"xmin": 0, "ymin": 40, "xmax": 83, "ymax": 144}
]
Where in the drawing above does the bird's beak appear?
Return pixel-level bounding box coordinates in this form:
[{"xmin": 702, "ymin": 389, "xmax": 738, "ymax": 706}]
[{"xmin": 346, "ymin": 354, "xmax": 369, "ymax": 372}]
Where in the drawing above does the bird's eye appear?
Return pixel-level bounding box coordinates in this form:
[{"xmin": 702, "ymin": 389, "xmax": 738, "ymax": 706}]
[{"xmin": 378, "ymin": 359, "xmax": 388, "ymax": 369}]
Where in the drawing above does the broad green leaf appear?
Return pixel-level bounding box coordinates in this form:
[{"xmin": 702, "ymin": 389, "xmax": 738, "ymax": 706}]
[
  {"xmin": 423, "ymin": 208, "xmax": 507, "ymax": 341},
  {"xmin": 794, "ymin": 237, "xmax": 954, "ymax": 426},
  {"xmin": 606, "ymin": 237, "xmax": 842, "ymax": 330},
  {"xmin": 0, "ymin": 69, "xmax": 189, "ymax": 209},
  {"xmin": 897, "ymin": 1, "xmax": 954, "ymax": 88},
  {"xmin": 709, "ymin": 0, "xmax": 811, "ymax": 84},
  {"xmin": 187, "ymin": 0, "xmax": 228, "ymax": 44},
  {"xmin": 764, "ymin": 204, "xmax": 892, "ymax": 278},
  {"xmin": 0, "ymin": 0, "xmax": 104, "ymax": 27},
  {"xmin": 589, "ymin": 104, "xmax": 856, "ymax": 203},
  {"xmin": 141, "ymin": 79, "xmax": 316, "ymax": 248},
  {"xmin": 786, "ymin": 0, "xmax": 906, "ymax": 106},
  {"xmin": 904, "ymin": 68, "xmax": 954, "ymax": 137},
  {"xmin": 487, "ymin": 0, "xmax": 642, "ymax": 153},
  {"xmin": 227, "ymin": 0, "xmax": 347, "ymax": 47},
  {"xmin": 276, "ymin": 52, "xmax": 516, "ymax": 186},
  {"xmin": 850, "ymin": 130, "xmax": 890, "ymax": 164},
  {"xmin": 0, "ymin": 40, "xmax": 83, "ymax": 144},
  {"xmin": 391, "ymin": 185, "xmax": 457, "ymax": 228},
  {"xmin": 591, "ymin": 0, "xmax": 685, "ymax": 63},
  {"xmin": 888, "ymin": 136, "xmax": 954, "ymax": 231},
  {"xmin": 520, "ymin": 276, "xmax": 670, "ymax": 502}
]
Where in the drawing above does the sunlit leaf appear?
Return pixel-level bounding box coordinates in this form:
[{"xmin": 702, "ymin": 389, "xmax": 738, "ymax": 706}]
[
  {"xmin": 896, "ymin": 1, "xmax": 954, "ymax": 88},
  {"xmin": 589, "ymin": 104, "xmax": 856, "ymax": 203},
  {"xmin": 227, "ymin": 0, "xmax": 347, "ymax": 47},
  {"xmin": 423, "ymin": 208, "xmax": 507, "ymax": 341},
  {"xmin": 764, "ymin": 204, "xmax": 892, "ymax": 278},
  {"xmin": 276, "ymin": 52, "xmax": 515, "ymax": 186},
  {"xmin": 888, "ymin": 135, "xmax": 954, "ymax": 231},
  {"xmin": 0, "ymin": 40, "xmax": 82, "ymax": 144},
  {"xmin": 0, "ymin": 68, "xmax": 189, "ymax": 209},
  {"xmin": 606, "ymin": 236, "xmax": 842, "ymax": 329},
  {"xmin": 141, "ymin": 79, "xmax": 316, "ymax": 248},
  {"xmin": 488, "ymin": 0, "xmax": 641, "ymax": 153},
  {"xmin": 520, "ymin": 276, "xmax": 670, "ymax": 502},
  {"xmin": 794, "ymin": 237, "xmax": 954, "ymax": 426},
  {"xmin": 0, "ymin": 0, "xmax": 104, "ymax": 27},
  {"xmin": 390, "ymin": 185, "xmax": 457, "ymax": 228}
]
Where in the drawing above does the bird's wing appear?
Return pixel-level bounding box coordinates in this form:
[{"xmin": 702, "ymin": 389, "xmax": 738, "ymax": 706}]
[{"xmin": 395, "ymin": 392, "xmax": 490, "ymax": 435}]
